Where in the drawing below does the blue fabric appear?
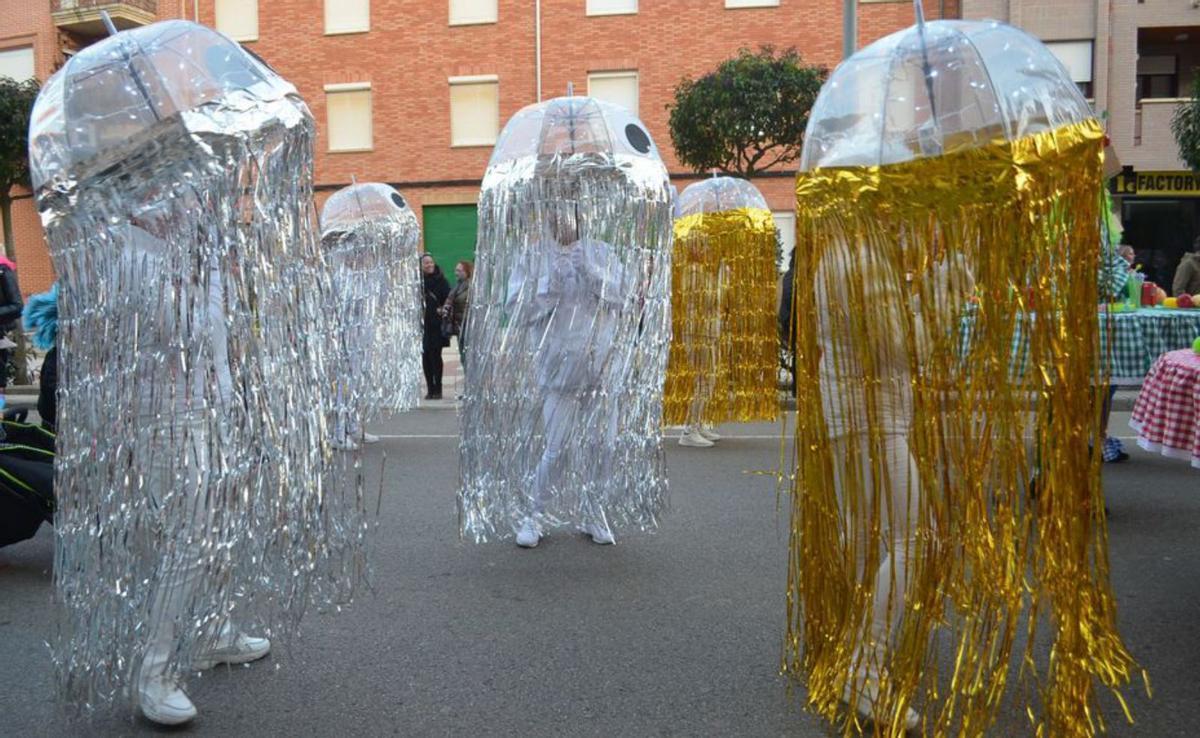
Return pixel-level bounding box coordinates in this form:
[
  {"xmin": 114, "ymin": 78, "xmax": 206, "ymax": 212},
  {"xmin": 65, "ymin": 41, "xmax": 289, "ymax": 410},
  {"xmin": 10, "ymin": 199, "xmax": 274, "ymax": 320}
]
[{"xmin": 22, "ymin": 282, "xmax": 58, "ymax": 350}]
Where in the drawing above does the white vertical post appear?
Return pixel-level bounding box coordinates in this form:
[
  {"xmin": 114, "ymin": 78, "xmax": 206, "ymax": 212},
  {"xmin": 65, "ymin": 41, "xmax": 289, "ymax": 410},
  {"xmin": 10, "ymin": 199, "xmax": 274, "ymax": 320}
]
[{"xmin": 843, "ymin": 0, "xmax": 857, "ymax": 59}]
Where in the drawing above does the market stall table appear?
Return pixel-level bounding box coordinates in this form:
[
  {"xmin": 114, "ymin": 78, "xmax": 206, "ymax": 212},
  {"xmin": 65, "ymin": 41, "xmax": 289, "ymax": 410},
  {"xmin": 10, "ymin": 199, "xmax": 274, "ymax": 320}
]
[
  {"xmin": 1130, "ymin": 348, "xmax": 1200, "ymax": 469},
  {"xmin": 958, "ymin": 307, "xmax": 1200, "ymax": 384}
]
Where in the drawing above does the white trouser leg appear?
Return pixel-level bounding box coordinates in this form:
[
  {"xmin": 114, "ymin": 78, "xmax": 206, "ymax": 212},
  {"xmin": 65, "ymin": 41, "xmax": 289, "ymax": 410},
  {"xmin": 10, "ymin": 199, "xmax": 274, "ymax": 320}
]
[
  {"xmin": 140, "ymin": 421, "xmax": 210, "ymax": 690},
  {"xmin": 532, "ymin": 390, "xmax": 581, "ymax": 516},
  {"xmin": 831, "ymin": 431, "xmax": 920, "ymax": 677}
]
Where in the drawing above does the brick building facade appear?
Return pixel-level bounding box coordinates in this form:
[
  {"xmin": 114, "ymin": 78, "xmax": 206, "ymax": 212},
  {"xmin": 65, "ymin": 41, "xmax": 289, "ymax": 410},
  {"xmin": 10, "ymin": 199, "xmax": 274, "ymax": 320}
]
[{"xmin": 0, "ymin": 0, "xmax": 961, "ymax": 294}]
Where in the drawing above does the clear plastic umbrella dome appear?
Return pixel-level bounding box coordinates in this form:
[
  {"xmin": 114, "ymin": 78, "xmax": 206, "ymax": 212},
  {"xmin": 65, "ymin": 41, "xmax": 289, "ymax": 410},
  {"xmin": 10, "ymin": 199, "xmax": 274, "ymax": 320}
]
[
  {"xmin": 459, "ymin": 94, "xmax": 674, "ymax": 543},
  {"xmin": 29, "ymin": 19, "xmax": 298, "ymax": 192},
  {"xmin": 676, "ymin": 176, "xmax": 770, "ymax": 217},
  {"xmin": 800, "ymin": 19, "xmax": 1094, "ymax": 170},
  {"xmin": 321, "ymin": 183, "xmax": 415, "ymax": 235},
  {"xmin": 319, "ymin": 183, "xmax": 423, "ymax": 416}
]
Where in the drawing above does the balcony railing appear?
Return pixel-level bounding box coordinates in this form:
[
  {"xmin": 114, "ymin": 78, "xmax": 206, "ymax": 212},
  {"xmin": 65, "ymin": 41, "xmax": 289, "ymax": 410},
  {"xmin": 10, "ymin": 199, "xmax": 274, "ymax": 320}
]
[
  {"xmin": 51, "ymin": 0, "xmax": 157, "ymax": 37},
  {"xmin": 52, "ymin": 0, "xmax": 156, "ymax": 11},
  {"xmin": 1132, "ymin": 98, "xmax": 1188, "ymax": 172}
]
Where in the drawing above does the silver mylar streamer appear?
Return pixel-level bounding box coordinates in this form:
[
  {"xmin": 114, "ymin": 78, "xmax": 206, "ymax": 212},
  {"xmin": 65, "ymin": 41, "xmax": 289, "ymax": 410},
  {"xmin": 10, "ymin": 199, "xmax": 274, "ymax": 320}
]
[
  {"xmin": 320, "ymin": 183, "xmax": 423, "ymax": 427},
  {"xmin": 458, "ymin": 96, "xmax": 673, "ymax": 542},
  {"xmin": 29, "ymin": 21, "xmax": 367, "ymax": 713}
]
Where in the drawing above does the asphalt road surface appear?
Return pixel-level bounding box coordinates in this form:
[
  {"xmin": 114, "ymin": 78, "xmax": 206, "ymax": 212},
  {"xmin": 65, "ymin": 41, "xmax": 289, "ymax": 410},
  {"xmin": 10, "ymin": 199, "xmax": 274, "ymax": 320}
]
[{"xmin": 1, "ymin": 405, "xmax": 1195, "ymax": 736}]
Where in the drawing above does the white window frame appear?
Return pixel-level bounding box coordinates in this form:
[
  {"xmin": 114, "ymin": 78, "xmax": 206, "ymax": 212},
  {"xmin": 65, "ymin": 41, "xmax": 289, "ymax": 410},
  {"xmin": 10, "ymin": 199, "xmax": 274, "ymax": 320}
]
[
  {"xmin": 725, "ymin": 0, "xmax": 780, "ymax": 7},
  {"xmin": 449, "ymin": 0, "xmax": 498, "ymax": 26},
  {"xmin": 324, "ymin": 0, "xmax": 370, "ymax": 35},
  {"xmin": 1045, "ymin": 40, "xmax": 1094, "ymax": 84},
  {"xmin": 586, "ymin": 0, "xmax": 638, "ymax": 16},
  {"xmin": 449, "ymin": 75, "xmax": 500, "ymax": 148},
  {"xmin": 324, "ymin": 82, "xmax": 374, "ymax": 153},
  {"xmin": 215, "ymin": 0, "xmax": 259, "ymax": 42},
  {"xmin": 0, "ymin": 46, "xmax": 35, "ymax": 82},
  {"xmin": 587, "ymin": 70, "xmax": 639, "ymax": 117},
  {"xmin": 773, "ymin": 211, "xmax": 796, "ymax": 273}
]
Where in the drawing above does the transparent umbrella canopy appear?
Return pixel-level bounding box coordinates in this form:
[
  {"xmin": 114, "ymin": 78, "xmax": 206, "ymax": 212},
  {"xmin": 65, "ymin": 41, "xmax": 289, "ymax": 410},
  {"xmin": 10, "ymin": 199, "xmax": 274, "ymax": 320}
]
[
  {"xmin": 676, "ymin": 176, "xmax": 770, "ymax": 216},
  {"xmin": 29, "ymin": 19, "xmax": 292, "ymax": 190},
  {"xmin": 800, "ymin": 18, "xmax": 1093, "ymax": 169},
  {"xmin": 459, "ymin": 94, "xmax": 673, "ymax": 543}
]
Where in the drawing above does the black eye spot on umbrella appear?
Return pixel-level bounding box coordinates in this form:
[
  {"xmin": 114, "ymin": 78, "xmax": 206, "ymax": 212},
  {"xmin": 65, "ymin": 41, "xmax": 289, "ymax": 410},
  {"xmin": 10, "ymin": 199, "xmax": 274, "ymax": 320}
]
[
  {"xmin": 391, "ymin": 192, "xmax": 406, "ymax": 210},
  {"xmin": 625, "ymin": 123, "xmax": 651, "ymax": 154}
]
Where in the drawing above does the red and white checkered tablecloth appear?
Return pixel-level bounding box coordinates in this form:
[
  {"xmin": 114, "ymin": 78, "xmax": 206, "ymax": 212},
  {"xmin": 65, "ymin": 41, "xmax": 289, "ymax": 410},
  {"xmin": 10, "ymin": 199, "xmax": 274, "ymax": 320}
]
[{"xmin": 1130, "ymin": 349, "xmax": 1200, "ymax": 470}]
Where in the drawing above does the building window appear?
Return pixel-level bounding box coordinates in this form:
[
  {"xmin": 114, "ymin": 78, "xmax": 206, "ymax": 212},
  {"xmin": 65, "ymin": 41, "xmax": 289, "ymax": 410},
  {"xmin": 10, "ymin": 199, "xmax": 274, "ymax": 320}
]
[
  {"xmin": 1136, "ymin": 55, "xmax": 1178, "ymax": 100},
  {"xmin": 449, "ymin": 76, "xmax": 499, "ymax": 147},
  {"xmin": 325, "ymin": 0, "xmax": 370, "ymax": 35},
  {"xmin": 588, "ymin": 71, "xmax": 638, "ymax": 116},
  {"xmin": 449, "ymin": 0, "xmax": 497, "ymax": 25},
  {"xmin": 587, "ymin": 0, "xmax": 637, "ymax": 15},
  {"xmin": 325, "ymin": 83, "xmax": 373, "ymax": 152},
  {"xmin": 216, "ymin": 0, "xmax": 259, "ymax": 41},
  {"xmin": 1045, "ymin": 40, "xmax": 1094, "ymax": 99},
  {"xmin": 0, "ymin": 46, "xmax": 34, "ymax": 81},
  {"xmin": 773, "ymin": 211, "xmax": 795, "ymax": 271},
  {"xmin": 725, "ymin": 0, "xmax": 780, "ymax": 7}
]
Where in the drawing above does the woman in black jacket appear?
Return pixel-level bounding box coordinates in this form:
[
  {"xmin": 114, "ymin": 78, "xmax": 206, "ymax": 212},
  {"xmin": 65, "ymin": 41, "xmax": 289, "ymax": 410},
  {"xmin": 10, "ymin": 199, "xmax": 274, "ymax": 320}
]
[{"xmin": 421, "ymin": 254, "xmax": 451, "ymax": 399}]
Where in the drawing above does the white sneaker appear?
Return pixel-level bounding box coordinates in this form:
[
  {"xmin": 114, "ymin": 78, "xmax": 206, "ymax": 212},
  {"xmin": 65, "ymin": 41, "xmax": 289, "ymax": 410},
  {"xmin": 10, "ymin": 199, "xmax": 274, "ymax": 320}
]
[
  {"xmin": 582, "ymin": 522, "xmax": 615, "ymax": 545},
  {"xmin": 331, "ymin": 437, "xmax": 359, "ymax": 452},
  {"xmin": 138, "ymin": 676, "xmax": 197, "ymax": 726},
  {"xmin": 678, "ymin": 429, "xmax": 714, "ymax": 448},
  {"xmin": 361, "ymin": 432, "xmax": 380, "ymax": 444},
  {"xmin": 194, "ymin": 631, "xmax": 271, "ymax": 670},
  {"xmin": 843, "ymin": 672, "xmax": 919, "ymax": 733},
  {"xmin": 516, "ymin": 518, "xmax": 541, "ymax": 548},
  {"xmin": 699, "ymin": 426, "xmax": 721, "ymax": 442}
]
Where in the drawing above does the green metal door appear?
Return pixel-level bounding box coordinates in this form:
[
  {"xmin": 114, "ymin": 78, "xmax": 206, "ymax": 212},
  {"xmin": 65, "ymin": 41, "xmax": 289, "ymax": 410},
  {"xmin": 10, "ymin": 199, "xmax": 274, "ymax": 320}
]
[{"xmin": 422, "ymin": 204, "xmax": 478, "ymax": 284}]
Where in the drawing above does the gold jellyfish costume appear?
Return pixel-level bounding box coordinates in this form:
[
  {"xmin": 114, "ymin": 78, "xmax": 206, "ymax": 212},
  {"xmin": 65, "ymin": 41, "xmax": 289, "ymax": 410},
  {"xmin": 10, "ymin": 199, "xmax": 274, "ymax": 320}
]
[
  {"xmin": 664, "ymin": 177, "xmax": 780, "ymax": 429},
  {"xmin": 783, "ymin": 13, "xmax": 1139, "ymax": 738}
]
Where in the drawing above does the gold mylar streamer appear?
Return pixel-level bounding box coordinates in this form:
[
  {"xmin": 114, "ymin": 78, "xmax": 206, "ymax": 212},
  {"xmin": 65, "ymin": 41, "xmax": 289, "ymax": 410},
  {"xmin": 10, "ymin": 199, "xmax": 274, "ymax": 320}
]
[
  {"xmin": 664, "ymin": 207, "xmax": 780, "ymax": 426},
  {"xmin": 784, "ymin": 120, "xmax": 1140, "ymax": 737}
]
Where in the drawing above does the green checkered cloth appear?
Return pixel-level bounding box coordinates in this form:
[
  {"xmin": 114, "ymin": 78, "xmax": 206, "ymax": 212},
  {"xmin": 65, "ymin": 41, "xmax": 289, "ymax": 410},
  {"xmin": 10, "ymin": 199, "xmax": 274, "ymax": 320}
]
[{"xmin": 958, "ymin": 308, "xmax": 1200, "ymax": 384}]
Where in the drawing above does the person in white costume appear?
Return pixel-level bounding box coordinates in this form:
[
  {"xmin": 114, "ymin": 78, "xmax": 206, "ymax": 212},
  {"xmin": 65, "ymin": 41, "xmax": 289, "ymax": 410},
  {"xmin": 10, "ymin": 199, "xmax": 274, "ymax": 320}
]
[{"xmin": 510, "ymin": 206, "xmax": 628, "ymax": 547}]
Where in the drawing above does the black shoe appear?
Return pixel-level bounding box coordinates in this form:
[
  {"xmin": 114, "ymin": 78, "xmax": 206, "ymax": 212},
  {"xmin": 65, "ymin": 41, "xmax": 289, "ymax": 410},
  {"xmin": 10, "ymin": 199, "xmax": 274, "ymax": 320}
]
[
  {"xmin": 429, "ymin": 391, "xmax": 443, "ymax": 400},
  {"xmin": 1105, "ymin": 451, "xmax": 1130, "ymax": 463}
]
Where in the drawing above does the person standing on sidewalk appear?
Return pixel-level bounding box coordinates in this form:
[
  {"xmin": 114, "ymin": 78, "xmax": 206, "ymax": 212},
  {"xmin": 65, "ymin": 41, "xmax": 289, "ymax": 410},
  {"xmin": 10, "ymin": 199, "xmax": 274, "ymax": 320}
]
[
  {"xmin": 442, "ymin": 260, "xmax": 473, "ymax": 370},
  {"xmin": 421, "ymin": 253, "xmax": 451, "ymax": 399}
]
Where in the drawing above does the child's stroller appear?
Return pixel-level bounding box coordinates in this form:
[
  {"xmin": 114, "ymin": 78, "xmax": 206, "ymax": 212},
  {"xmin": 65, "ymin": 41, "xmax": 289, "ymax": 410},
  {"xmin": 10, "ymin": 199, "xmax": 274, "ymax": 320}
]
[{"xmin": 0, "ymin": 412, "xmax": 55, "ymax": 548}]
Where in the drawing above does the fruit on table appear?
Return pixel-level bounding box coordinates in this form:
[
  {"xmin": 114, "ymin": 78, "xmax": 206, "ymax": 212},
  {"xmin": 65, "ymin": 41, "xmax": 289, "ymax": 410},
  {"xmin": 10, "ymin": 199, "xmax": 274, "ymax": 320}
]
[
  {"xmin": 1179, "ymin": 294, "xmax": 1195, "ymax": 309},
  {"xmin": 1194, "ymin": 337, "xmax": 1200, "ymax": 355},
  {"xmin": 1165, "ymin": 297, "xmax": 1178, "ymax": 308}
]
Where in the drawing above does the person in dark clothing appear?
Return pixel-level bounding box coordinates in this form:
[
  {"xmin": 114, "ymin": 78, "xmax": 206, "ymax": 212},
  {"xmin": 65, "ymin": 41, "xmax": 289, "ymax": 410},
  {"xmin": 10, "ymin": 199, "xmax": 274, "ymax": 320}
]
[
  {"xmin": 38, "ymin": 346, "xmax": 56, "ymax": 430},
  {"xmin": 23, "ymin": 283, "xmax": 58, "ymax": 430},
  {"xmin": 0, "ymin": 257, "xmax": 24, "ymax": 390},
  {"xmin": 421, "ymin": 253, "xmax": 451, "ymax": 399},
  {"xmin": 441, "ymin": 260, "xmax": 473, "ymax": 370},
  {"xmin": 778, "ymin": 256, "xmax": 797, "ymax": 397}
]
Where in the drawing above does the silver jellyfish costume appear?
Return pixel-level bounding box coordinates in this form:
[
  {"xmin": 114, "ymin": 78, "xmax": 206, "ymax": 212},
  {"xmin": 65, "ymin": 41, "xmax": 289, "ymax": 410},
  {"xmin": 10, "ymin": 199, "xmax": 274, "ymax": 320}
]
[
  {"xmin": 320, "ymin": 183, "xmax": 423, "ymax": 442},
  {"xmin": 458, "ymin": 96, "xmax": 673, "ymax": 542},
  {"xmin": 30, "ymin": 21, "xmax": 366, "ymax": 711}
]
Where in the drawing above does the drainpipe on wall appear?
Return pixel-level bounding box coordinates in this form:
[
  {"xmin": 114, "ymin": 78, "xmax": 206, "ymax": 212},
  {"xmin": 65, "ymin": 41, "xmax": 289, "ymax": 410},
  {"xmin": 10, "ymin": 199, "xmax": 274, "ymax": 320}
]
[
  {"xmin": 842, "ymin": 0, "xmax": 856, "ymax": 59},
  {"xmin": 535, "ymin": 0, "xmax": 543, "ymax": 102}
]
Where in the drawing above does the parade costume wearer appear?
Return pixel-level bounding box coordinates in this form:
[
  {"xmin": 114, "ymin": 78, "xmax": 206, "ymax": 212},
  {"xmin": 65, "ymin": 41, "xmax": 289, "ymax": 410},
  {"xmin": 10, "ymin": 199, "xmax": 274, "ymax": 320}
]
[
  {"xmin": 783, "ymin": 11, "xmax": 1138, "ymax": 737},
  {"xmin": 458, "ymin": 95, "xmax": 672, "ymax": 547},
  {"xmin": 320, "ymin": 183, "xmax": 423, "ymax": 448},
  {"xmin": 665, "ymin": 177, "xmax": 779, "ymax": 447},
  {"xmin": 31, "ymin": 21, "xmax": 367, "ymax": 723}
]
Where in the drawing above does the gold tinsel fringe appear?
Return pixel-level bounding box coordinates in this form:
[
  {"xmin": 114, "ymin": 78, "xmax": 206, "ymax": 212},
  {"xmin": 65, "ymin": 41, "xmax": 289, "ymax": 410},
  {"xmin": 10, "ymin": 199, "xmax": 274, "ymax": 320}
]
[
  {"xmin": 784, "ymin": 120, "xmax": 1139, "ymax": 737},
  {"xmin": 664, "ymin": 207, "xmax": 780, "ymax": 426}
]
